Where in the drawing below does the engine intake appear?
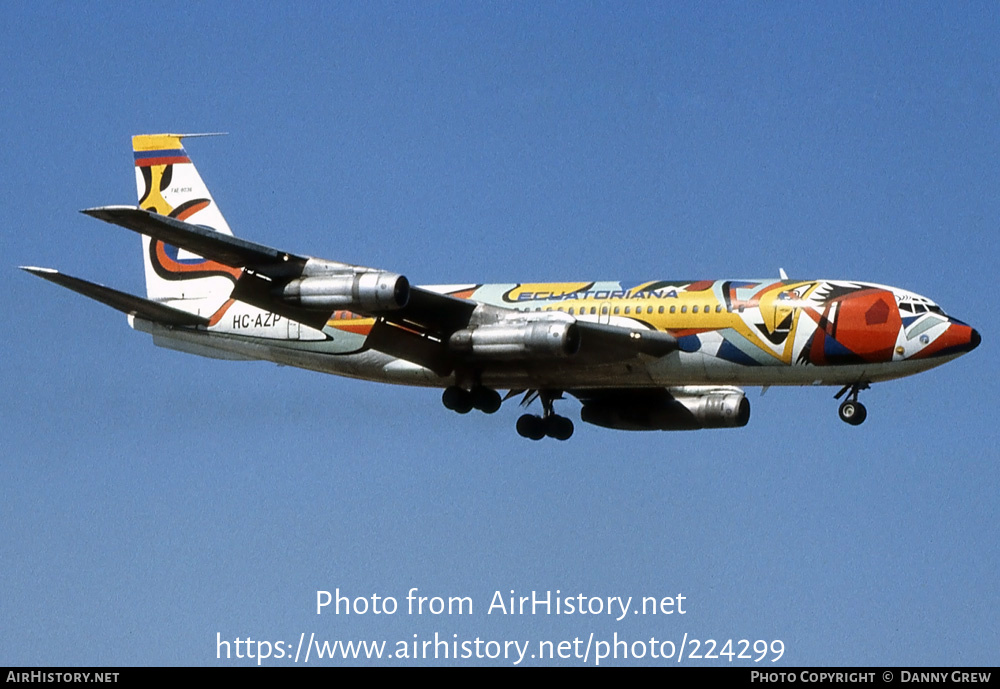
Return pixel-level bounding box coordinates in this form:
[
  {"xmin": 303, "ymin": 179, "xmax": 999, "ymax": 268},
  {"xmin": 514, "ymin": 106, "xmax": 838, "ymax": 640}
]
[
  {"xmin": 278, "ymin": 272, "xmax": 410, "ymax": 312},
  {"xmin": 449, "ymin": 322, "xmax": 581, "ymax": 359},
  {"xmin": 581, "ymin": 391, "xmax": 750, "ymax": 431}
]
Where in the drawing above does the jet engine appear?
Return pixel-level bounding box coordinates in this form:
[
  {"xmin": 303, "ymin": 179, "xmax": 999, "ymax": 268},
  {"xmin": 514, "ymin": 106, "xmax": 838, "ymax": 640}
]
[
  {"xmin": 581, "ymin": 390, "xmax": 750, "ymax": 431},
  {"xmin": 449, "ymin": 321, "xmax": 581, "ymax": 359},
  {"xmin": 277, "ymin": 272, "xmax": 410, "ymax": 312}
]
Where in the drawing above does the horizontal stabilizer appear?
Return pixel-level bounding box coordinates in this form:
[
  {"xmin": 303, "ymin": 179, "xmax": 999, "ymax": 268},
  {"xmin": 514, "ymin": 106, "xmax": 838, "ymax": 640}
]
[
  {"xmin": 21, "ymin": 266, "xmax": 209, "ymax": 327},
  {"xmin": 81, "ymin": 206, "xmax": 307, "ymax": 275}
]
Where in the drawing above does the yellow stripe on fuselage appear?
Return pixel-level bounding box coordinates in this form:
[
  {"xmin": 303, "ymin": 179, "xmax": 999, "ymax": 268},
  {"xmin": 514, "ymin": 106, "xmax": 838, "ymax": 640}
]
[{"xmin": 522, "ymin": 293, "xmax": 733, "ymax": 330}]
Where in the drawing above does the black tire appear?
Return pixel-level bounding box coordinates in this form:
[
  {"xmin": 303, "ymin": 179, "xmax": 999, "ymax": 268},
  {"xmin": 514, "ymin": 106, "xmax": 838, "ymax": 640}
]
[
  {"xmin": 545, "ymin": 415, "xmax": 574, "ymax": 441},
  {"xmin": 442, "ymin": 386, "xmax": 473, "ymax": 414},
  {"xmin": 516, "ymin": 414, "xmax": 545, "ymax": 440},
  {"xmin": 471, "ymin": 387, "xmax": 502, "ymax": 414},
  {"xmin": 838, "ymin": 400, "xmax": 867, "ymax": 426}
]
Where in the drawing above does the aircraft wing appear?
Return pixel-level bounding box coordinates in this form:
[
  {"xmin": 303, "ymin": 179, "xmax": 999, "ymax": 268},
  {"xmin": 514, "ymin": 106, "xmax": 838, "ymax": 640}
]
[
  {"xmin": 21, "ymin": 266, "xmax": 209, "ymax": 327},
  {"xmin": 82, "ymin": 205, "xmax": 477, "ymax": 336},
  {"xmin": 81, "ymin": 206, "xmax": 675, "ymax": 373},
  {"xmin": 82, "ymin": 206, "xmax": 309, "ymax": 275}
]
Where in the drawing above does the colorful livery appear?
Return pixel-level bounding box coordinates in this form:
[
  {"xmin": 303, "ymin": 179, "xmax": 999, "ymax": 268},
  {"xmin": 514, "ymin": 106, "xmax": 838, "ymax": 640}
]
[{"xmin": 23, "ymin": 134, "xmax": 981, "ymax": 440}]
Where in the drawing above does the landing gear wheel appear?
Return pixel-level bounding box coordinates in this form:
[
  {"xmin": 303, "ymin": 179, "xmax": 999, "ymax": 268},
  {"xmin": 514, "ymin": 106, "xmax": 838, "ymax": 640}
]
[
  {"xmin": 835, "ymin": 382, "xmax": 870, "ymax": 426},
  {"xmin": 545, "ymin": 415, "xmax": 574, "ymax": 441},
  {"xmin": 471, "ymin": 387, "xmax": 502, "ymax": 414},
  {"xmin": 838, "ymin": 400, "xmax": 867, "ymax": 426},
  {"xmin": 516, "ymin": 414, "xmax": 545, "ymax": 440},
  {"xmin": 515, "ymin": 390, "xmax": 575, "ymax": 440},
  {"xmin": 442, "ymin": 386, "xmax": 473, "ymax": 414}
]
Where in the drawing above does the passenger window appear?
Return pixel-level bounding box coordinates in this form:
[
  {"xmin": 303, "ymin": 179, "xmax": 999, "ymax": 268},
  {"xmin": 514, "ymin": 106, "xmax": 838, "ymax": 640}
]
[
  {"xmin": 624, "ymin": 306, "xmax": 630, "ymax": 314},
  {"xmin": 716, "ymin": 305, "xmax": 722, "ymax": 313},
  {"xmin": 670, "ymin": 306, "xmax": 676, "ymax": 314},
  {"xmin": 658, "ymin": 306, "xmax": 664, "ymax": 314},
  {"xmin": 590, "ymin": 307, "xmax": 597, "ymax": 315},
  {"xmin": 601, "ymin": 306, "xmax": 608, "ymax": 315},
  {"xmin": 692, "ymin": 306, "xmax": 698, "ymax": 314},
  {"xmin": 681, "ymin": 306, "xmax": 687, "ymax": 314}
]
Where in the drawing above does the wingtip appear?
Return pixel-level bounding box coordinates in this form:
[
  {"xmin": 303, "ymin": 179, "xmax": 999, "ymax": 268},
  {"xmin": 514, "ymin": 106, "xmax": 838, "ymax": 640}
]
[
  {"xmin": 20, "ymin": 265, "xmax": 57, "ymax": 275},
  {"xmin": 80, "ymin": 205, "xmax": 142, "ymax": 220}
]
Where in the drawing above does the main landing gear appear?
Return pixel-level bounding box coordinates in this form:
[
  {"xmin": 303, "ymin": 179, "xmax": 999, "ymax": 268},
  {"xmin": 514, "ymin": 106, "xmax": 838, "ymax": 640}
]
[
  {"xmin": 516, "ymin": 391, "xmax": 574, "ymax": 441},
  {"xmin": 442, "ymin": 384, "xmax": 574, "ymax": 440},
  {"xmin": 442, "ymin": 385, "xmax": 502, "ymax": 414},
  {"xmin": 834, "ymin": 382, "xmax": 870, "ymax": 426}
]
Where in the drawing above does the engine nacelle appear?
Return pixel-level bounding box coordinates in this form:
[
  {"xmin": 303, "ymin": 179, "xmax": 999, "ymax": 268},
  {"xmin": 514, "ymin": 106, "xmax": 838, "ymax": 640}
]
[
  {"xmin": 581, "ymin": 391, "xmax": 750, "ymax": 431},
  {"xmin": 449, "ymin": 321, "xmax": 581, "ymax": 359},
  {"xmin": 278, "ymin": 272, "xmax": 410, "ymax": 311}
]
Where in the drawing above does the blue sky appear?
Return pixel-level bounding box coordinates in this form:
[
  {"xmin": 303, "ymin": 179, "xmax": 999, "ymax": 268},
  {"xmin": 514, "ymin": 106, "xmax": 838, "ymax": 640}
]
[{"xmin": 2, "ymin": 2, "xmax": 997, "ymax": 666}]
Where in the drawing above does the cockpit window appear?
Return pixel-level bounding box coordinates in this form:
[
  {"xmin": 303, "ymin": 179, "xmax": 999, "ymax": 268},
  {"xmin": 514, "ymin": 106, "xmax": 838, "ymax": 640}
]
[{"xmin": 900, "ymin": 297, "xmax": 946, "ymax": 317}]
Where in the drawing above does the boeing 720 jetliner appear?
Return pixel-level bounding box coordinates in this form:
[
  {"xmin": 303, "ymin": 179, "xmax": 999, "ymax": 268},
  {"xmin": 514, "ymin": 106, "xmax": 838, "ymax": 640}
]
[{"xmin": 23, "ymin": 134, "xmax": 980, "ymax": 440}]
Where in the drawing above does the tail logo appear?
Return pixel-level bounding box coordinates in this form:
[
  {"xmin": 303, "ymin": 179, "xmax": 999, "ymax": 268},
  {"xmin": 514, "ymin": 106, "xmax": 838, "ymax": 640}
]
[{"xmin": 136, "ymin": 154, "xmax": 242, "ymax": 284}]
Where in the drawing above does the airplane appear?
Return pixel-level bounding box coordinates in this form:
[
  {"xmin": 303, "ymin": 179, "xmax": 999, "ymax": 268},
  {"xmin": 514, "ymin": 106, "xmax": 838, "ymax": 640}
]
[{"xmin": 23, "ymin": 133, "xmax": 981, "ymax": 440}]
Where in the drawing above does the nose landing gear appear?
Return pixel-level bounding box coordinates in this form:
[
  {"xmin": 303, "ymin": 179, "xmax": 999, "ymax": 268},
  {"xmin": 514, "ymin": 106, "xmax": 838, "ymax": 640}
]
[{"xmin": 834, "ymin": 382, "xmax": 870, "ymax": 426}]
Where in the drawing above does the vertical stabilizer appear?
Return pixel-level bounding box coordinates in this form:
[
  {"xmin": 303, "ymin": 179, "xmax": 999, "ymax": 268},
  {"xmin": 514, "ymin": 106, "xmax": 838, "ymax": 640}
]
[{"xmin": 132, "ymin": 133, "xmax": 241, "ymax": 309}]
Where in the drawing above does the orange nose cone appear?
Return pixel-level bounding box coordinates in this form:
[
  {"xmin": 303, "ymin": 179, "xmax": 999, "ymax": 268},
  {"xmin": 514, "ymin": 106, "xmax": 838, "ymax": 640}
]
[{"xmin": 912, "ymin": 323, "xmax": 980, "ymax": 359}]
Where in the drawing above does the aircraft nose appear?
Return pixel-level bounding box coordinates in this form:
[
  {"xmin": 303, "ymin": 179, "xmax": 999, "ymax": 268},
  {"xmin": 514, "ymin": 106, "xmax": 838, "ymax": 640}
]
[
  {"xmin": 942, "ymin": 322, "xmax": 980, "ymax": 355},
  {"xmin": 910, "ymin": 320, "xmax": 980, "ymax": 359}
]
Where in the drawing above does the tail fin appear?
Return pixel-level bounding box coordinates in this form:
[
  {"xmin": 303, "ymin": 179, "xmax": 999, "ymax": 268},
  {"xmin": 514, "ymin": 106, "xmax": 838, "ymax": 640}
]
[{"xmin": 132, "ymin": 133, "xmax": 241, "ymax": 308}]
